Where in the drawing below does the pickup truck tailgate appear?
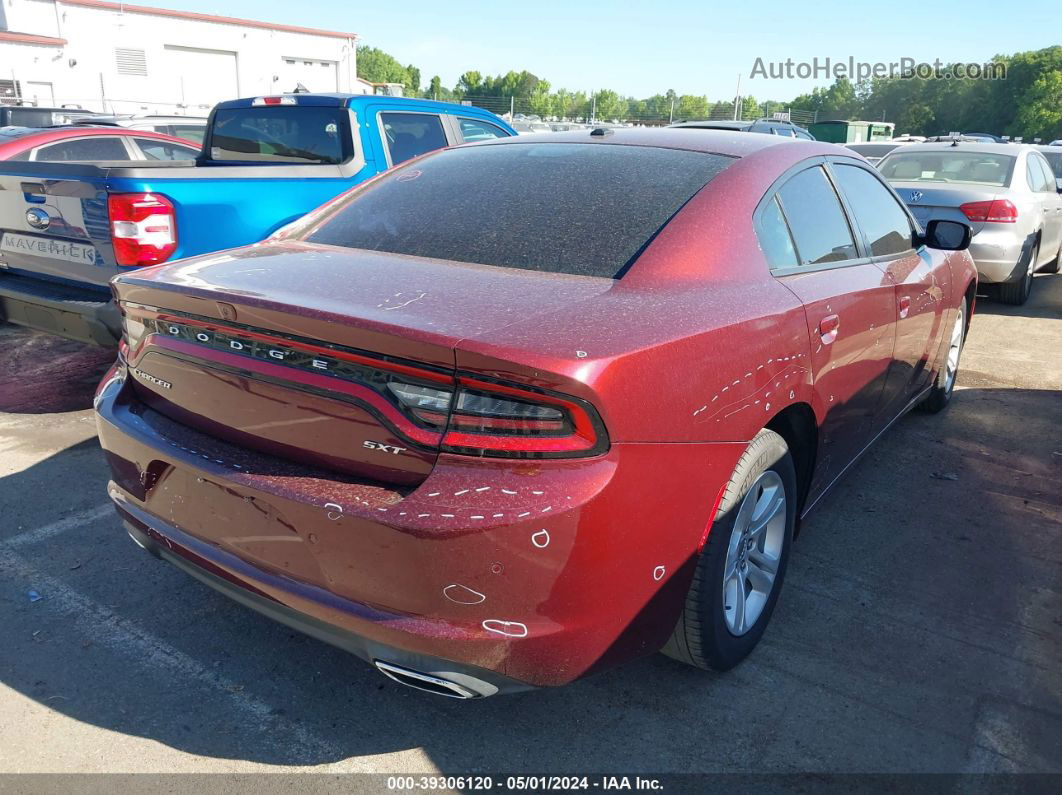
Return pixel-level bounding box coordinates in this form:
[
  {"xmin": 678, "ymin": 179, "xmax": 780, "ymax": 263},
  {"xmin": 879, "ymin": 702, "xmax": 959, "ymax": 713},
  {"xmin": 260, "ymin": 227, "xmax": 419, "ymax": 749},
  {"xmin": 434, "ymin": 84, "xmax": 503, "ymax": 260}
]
[{"xmin": 0, "ymin": 168, "xmax": 115, "ymax": 287}]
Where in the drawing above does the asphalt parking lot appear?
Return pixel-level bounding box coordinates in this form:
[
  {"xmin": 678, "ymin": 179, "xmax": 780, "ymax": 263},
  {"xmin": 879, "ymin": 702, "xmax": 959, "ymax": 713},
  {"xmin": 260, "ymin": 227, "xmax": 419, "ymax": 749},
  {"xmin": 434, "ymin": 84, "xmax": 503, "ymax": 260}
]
[{"xmin": 0, "ymin": 275, "xmax": 1059, "ymax": 775}]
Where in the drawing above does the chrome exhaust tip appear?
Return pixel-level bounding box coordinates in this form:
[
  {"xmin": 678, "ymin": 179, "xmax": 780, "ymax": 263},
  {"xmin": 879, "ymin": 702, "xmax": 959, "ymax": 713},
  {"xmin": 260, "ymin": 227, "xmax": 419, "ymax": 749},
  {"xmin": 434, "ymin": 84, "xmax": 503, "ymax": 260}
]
[{"xmin": 374, "ymin": 660, "xmax": 492, "ymax": 699}]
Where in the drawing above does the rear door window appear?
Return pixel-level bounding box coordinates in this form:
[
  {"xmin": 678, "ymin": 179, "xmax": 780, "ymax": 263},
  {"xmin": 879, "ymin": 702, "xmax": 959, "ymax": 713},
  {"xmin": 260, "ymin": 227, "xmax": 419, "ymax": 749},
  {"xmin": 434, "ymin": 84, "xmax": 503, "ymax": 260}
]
[
  {"xmin": 776, "ymin": 166, "xmax": 858, "ymax": 265},
  {"xmin": 831, "ymin": 163, "xmax": 913, "ymax": 257},
  {"xmin": 33, "ymin": 136, "xmax": 130, "ymax": 161},
  {"xmin": 209, "ymin": 106, "xmax": 348, "ymax": 163},
  {"xmin": 305, "ymin": 142, "xmax": 734, "ymax": 278},
  {"xmin": 380, "ymin": 112, "xmax": 449, "ymax": 165}
]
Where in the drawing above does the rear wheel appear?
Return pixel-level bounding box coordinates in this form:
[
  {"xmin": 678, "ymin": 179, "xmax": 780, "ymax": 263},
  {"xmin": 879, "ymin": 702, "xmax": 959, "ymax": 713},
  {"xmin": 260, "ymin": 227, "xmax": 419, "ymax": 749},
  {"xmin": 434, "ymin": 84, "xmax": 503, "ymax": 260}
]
[
  {"xmin": 662, "ymin": 428, "xmax": 796, "ymax": 671},
  {"xmin": 997, "ymin": 240, "xmax": 1038, "ymax": 305},
  {"xmin": 919, "ymin": 301, "xmax": 966, "ymax": 413}
]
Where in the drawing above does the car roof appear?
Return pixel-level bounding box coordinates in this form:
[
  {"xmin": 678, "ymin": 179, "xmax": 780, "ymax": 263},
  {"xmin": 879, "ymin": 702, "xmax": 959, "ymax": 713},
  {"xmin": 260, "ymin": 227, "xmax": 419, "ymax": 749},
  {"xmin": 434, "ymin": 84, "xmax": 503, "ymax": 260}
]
[
  {"xmin": 0, "ymin": 126, "xmax": 198, "ymax": 152},
  {"xmin": 669, "ymin": 120, "xmax": 751, "ymax": 130},
  {"xmin": 468, "ymin": 126, "xmax": 818, "ymax": 158},
  {"xmin": 883, "ymin": 141, "xmax": 1029, "ymax": 155}
]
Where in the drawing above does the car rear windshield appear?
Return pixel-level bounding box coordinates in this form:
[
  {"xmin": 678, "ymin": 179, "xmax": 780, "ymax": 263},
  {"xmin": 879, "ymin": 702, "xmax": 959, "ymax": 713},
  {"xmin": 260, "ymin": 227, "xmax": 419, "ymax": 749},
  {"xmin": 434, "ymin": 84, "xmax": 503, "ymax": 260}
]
[
  {"xmin": 879, "ymin": 151, "xmax": 1015, "ymax": 186},
  {"xmin": 207, "ymin": 106, "xmax": 348, "ymax": 164},
  {"xmin": 304, "ymin": 143, "xmax": 734, "ymax": 278}
]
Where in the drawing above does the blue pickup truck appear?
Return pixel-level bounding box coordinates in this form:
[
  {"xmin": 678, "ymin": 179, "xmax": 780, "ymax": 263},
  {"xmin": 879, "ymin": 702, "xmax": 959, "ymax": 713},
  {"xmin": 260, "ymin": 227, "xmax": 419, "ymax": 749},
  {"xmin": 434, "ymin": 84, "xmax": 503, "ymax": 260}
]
[{"xmin": 0, "ymin": 94, "xmax": 515, "ymax": 345}]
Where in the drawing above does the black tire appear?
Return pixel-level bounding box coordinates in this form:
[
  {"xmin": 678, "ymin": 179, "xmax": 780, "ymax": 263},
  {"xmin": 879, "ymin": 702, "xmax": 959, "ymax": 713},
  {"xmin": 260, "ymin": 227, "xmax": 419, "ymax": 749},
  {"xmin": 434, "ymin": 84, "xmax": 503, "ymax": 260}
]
[
  {"xmin": 662, "ymin": 428, "xmax": 797, "ymax": 671},
  {"xmin": 997, "ymin": 240, "xmax": 1038, "ymax": 305},
  {"xmin": 919, "ymin": 300, "xmax": 966, "ymax": 414}
]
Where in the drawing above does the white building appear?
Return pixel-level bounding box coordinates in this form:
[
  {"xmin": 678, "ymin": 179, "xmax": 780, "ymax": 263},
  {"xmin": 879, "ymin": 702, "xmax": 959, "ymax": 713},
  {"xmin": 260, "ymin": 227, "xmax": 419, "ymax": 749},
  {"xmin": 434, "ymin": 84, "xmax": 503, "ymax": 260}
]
[{"xmin": 0, "ymin": 0, "xmax": 368, "ymax": 115}]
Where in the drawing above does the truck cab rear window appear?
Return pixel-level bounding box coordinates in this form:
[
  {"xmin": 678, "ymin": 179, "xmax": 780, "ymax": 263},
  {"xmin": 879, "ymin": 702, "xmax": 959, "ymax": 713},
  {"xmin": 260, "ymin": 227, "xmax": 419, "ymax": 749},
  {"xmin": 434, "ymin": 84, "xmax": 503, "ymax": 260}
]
[
  {"xmin": 304, "ymin": 143, "xmax": 734, "ymax": 278},
  {"xmin": 208, "ymin": 106, "xmax": 348, "ymax": 164}
]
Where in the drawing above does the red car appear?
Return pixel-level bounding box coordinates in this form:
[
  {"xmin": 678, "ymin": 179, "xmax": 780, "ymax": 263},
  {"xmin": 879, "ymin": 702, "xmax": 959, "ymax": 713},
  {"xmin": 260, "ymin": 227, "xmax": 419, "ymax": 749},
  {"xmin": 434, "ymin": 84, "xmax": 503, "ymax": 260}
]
[
  {"xmin": 0, "ymin": 126, "xmax": 199, "ymax": 162},
  {"xmin": 95, "ymin": 129, "xmax": 976, "ymax": 698}
]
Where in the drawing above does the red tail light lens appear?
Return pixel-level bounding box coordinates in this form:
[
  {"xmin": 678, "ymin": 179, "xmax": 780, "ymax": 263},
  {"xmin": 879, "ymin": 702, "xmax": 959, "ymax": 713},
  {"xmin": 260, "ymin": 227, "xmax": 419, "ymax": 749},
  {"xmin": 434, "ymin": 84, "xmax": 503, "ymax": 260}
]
[
  {"xmin": 108, "ymin": 193, "xmax": 177, "ymax": 266},
  {"xmin": 388, "ymin": 376, "xmax": 607, "ymax": 458},
  {"xmin": 960, "ymin": 199, "xmax": 1017, "ymax": 223}
]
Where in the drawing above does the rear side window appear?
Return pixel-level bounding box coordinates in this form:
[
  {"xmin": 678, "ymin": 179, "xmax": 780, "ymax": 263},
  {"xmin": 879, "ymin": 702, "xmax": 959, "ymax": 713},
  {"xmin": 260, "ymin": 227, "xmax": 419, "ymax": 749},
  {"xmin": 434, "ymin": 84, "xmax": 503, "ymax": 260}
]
[
  {"xmin": 133, "ymin": 137, "xmax": 198, "ymax": 160},
  {"xmin": 458, "ymin": 118, "xmax": 510, "ymax": 143},
  {"xmin": 756, "ymin": 196, "xmax": 798, "ymax": 269},
  {"xmin": 305, "ymin": 143, "xmax": 734, "ymax": 278},
  {"xmin": 34, "ymin": 136, "xmax": 129, "ymax": 161},
  {"xmin": 380, "ymin": 112, "xmax": 448, "ymax": 165},
  {"xmin": 831, "ymin": 164, "xmax": 913, "ymax": 257},
  {"xmin": 776, "ymin": 166, "xmax": 858, "ymax": 265},
  {"xmin": 209, "ymin": 106, "xmax": 347, "ymax": 164},
  {"xmin": 1042, "ymin": 151, "xmax": 1062, "ymax": 179}
]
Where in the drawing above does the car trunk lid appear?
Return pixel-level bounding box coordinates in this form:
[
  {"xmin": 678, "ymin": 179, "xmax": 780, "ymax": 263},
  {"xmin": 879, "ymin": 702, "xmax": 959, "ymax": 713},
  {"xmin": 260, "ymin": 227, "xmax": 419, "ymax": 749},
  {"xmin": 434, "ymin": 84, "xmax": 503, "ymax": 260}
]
[
  {"xmin": 113, "ymin": 241, "xmax": 613, "ymax": 486},
  {"xmin": 887, "ymin": 181, "xmax": 1001, "ymax": 235}
]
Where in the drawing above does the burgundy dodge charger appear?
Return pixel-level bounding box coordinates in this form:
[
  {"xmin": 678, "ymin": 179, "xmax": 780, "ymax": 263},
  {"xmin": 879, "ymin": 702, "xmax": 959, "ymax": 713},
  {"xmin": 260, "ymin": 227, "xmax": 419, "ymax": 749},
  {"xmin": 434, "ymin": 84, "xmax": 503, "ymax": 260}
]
[{"xmin": 94, "ymin": 129, "xmax": 977, "ymax": 698}]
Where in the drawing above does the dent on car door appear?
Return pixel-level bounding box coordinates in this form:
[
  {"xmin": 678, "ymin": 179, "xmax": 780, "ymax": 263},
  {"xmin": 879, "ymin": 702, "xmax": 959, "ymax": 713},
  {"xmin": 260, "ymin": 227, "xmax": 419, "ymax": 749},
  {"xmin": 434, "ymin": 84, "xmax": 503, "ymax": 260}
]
[
  {"xmin": 828, "ymin": 159, "xmax": 948, "ymax": 418},
  {"xmin": 757, "ymin": 161, "xmax": 897, "ymax": 498}
]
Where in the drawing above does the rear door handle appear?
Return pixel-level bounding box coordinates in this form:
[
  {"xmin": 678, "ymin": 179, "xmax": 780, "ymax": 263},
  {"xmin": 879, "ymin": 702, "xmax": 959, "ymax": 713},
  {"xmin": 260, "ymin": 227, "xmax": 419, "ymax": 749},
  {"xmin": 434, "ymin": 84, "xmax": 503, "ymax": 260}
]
[{"xmin": 818, "ymin": 314, "xmax": 840, "ymax": 344}]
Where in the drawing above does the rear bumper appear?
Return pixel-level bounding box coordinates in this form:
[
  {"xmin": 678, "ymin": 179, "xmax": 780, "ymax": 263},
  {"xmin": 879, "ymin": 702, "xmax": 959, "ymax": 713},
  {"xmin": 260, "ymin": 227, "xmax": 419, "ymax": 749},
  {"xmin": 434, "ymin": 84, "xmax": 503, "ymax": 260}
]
[
  {"xmin": 94, "ymin": 370, "xmax": 746, "ymax": 691},
  {"xmin": 968, "ymin": 228, "xmax": 1027, "ymax": 284},
  {"xmin": 0, "ymin": 271, "xmax": 120, "ymax": 346}
]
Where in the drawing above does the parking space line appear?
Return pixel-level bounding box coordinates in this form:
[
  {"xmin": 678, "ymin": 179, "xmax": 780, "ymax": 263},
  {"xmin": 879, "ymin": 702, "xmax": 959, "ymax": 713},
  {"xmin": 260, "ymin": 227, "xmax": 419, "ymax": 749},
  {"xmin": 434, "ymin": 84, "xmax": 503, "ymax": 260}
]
[
  {"xmin": 6, "ymin": 504, "xmax": 114, "ymax": 549},
  {"xmin": 0, "ymin": 542, "xmax": 349, "ymax": 766}
]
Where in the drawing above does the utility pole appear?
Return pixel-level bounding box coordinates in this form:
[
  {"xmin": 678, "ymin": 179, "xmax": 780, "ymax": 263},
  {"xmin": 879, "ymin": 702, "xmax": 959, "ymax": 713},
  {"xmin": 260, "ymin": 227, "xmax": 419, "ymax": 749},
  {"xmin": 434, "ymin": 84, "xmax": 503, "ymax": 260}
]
[
  {"xmin": 591, "ymin": 93, "xmax": 596, "ymax": 124},
  {"xmin": 733, "ymin": 73, "xmax": 742, "ymax": 120},
  {"xmin": 669, "ymin": 98, "xmax": 674, "ymax": 124},
  {"xmin": 510, "ymin": 95, "xmax": 514, "ymax": 119}
]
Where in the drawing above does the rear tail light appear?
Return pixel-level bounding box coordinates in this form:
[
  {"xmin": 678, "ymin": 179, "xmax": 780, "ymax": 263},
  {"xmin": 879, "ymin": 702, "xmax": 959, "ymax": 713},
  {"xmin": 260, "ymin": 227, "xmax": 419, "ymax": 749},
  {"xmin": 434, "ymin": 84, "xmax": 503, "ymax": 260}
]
[
  {"xmin": 121, "ymin": 308, "xmax": 608, "ymax": 459},
  {"xmin": 388, "ymin": 375, "xmax": 607, "ymax": 458},
  {"xmin": 960, "ymin": 199, "xmax": 1017, "ymax": 223},
  {"xmin": 109, "ymin": 193, "xmax": 177, "ymax": 266}
]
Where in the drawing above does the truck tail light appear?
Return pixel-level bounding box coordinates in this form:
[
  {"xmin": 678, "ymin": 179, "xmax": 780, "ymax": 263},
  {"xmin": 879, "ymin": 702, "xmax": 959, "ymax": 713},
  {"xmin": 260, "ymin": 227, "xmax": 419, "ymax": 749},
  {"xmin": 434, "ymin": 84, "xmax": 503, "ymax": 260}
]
[
  {"xmin": 960, "ymin": 199, "xmax": 1017, "ymax": 223},
  {"xmin": 109, "ymin": 193, "xmax": 177, "ymax": 266},
  {"xmin": 388, "ymin": 376, "xmax": 608, "ymax": 459},
  {"xmin": 252, "ymin": 96, "xmax": 297, "ymax": 106}
]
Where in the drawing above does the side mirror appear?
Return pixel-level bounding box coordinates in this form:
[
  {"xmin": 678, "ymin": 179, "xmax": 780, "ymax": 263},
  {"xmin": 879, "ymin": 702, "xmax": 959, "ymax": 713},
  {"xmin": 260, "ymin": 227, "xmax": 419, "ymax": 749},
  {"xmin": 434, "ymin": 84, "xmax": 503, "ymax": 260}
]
[
  {"xmin": 919, "ymin": 219, "xmax": 972, "ymax": 251},
  {"xmin": 1056, "ymin": 177, "xmax": 1062, "ymax": 194}
]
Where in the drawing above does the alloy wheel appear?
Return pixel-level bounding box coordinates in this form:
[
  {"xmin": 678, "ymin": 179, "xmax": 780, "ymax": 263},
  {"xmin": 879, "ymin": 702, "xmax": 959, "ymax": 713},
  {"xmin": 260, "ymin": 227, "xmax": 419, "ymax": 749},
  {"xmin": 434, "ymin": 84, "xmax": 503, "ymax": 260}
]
[
  {"xmin": 722, "ymin": 470, "xmax": 787, "ymax": 636},
  {"xmin": 944, "ymin": 305, "xmax": 965, "ymax": 393}
]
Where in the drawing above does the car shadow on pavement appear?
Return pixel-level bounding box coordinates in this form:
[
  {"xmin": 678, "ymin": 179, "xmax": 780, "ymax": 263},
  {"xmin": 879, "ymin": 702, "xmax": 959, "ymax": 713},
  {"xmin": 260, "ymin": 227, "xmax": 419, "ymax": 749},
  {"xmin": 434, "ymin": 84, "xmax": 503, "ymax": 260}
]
[
  {"xmin": 0, "ymin": 327, "xmax": 115, "ymax": 414},
  {"xmin": 972, "ymin": 272, "xmax": 1060, "ymax": 319},
  {"xmin": 0, "ymin": 384, "xmax": 1059, "ymax": 773}
]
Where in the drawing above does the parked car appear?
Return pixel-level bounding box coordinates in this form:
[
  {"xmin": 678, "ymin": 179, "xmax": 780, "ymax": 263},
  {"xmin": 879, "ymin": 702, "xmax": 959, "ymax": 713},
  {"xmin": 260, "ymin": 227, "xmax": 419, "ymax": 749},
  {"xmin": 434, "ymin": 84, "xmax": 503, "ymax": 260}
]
[
  {"xmin": 962, "ymin": 132, "xmax": 1006, "ymax": 143},
  {"xmin": 844, "ymin": 141, "xmax": 906, "ymax": 165},
  {"xmin": 878, "ymin": 142, "xmax": 1062, "ymax": 304},
  {"xmin": 69, "ymin": 114, "xmax": 209, "ymax": 144},
  {"xmin": 1036, "ymin": 145, "xmax": 1062, "ymax": 183},
  {"xmin": 0, "ymin": 105, "xmax": 100, "ymax": 128},
  {"xmin": 0, "ymin": 94, "xmax": 515, "ymax": 346},
  {"xmin": 0, "ymin": 126, "xmax": 199, "ymax": 162},
  {"xmin": 670, "ymin": 118, "xmax": 815, "ymax": 139},
  {"xmin": 95, "ymin": 129, "xmax": 975, "ymax": 698}
]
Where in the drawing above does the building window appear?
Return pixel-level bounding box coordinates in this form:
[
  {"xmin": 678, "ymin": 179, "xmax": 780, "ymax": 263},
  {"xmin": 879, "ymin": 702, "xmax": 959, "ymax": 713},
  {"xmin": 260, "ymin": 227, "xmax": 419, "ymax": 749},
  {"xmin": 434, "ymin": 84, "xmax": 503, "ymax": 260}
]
[{"xmin": 115, "ymin": 48, "xmax": 148, "ymax": 76}]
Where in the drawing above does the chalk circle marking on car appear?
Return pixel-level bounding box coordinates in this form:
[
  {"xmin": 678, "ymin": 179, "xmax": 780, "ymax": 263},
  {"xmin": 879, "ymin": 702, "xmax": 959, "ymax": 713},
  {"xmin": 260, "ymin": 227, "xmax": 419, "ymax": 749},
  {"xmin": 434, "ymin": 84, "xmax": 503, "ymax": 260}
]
[
  {"xmin": 443, "ymin": 584, "xmax": 487, "ymax": 605},
  {"xmin": 324, "ymin": 502, "xmax": 344, "ymax": 521},
  {"xmin": 653, "ymin": 566, "xmax": 666, "ymax": 581},
  {"xmin": 482, "ymin": 620, "xmax": 529, "ymax": 638},
  {"xmin": 396, "ymin": 170, "xmax": 422, "ymax": 183},
  {"xmin": 531, "ymin": 529, "xmax": 551, "ymax": 548}
]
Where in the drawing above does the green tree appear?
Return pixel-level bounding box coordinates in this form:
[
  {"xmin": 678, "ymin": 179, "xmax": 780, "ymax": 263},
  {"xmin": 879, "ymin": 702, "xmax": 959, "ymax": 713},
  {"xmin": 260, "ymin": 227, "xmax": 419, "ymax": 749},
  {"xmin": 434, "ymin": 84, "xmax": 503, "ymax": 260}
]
[
  {"xmin": 592, "ymin": 89, "xmax": 624, "ymax": 121},
  {"xmin": 356, "ymin": 46, "xmax": 412, "ymax": 86},
  {"xmin": 427, "ymin": 75, "xmax": 442, "ymax": 100},
  {"xmin": 1015, "ymin": 70, "xmax": 1062, "ymax": 142},
  {"xmin": 406, "ymin": 65, "xmax": 421, "ymax": 93}
]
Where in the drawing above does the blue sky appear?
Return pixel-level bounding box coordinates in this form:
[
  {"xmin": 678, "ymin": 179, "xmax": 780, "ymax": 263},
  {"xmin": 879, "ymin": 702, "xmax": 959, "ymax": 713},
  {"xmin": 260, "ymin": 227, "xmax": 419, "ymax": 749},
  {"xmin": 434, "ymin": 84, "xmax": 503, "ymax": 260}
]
[{"xmin": 160, "ymin": 0, "xmax": 1052, "ymax": 99}]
